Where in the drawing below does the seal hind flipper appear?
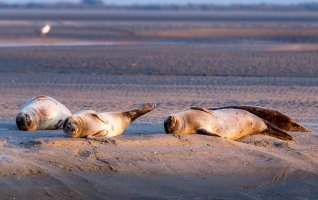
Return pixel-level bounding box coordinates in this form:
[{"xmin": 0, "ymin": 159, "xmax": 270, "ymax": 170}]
[
  {"xmin": 209, "ymin": 106, "xmax": 310, "ymax": 132},
  {"xmin": 196, "ymin": 129, "xmax": 221, "ymax": 137},
  {"xmin": 262, "ymin": 121, "xmax": 293, "ymax": 141},
  {"xmin": 190, "ymin": 107, "xmax": 213, "ymax": 114},
  {"xmin": 124, "ymin": 103, "xmax": 156, "ymax": 122}
]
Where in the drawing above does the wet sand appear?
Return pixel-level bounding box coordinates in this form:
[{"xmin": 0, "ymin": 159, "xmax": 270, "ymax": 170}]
[{"xmin": 0, "ymin": 9, "xmax": 317, "ymax": 199}]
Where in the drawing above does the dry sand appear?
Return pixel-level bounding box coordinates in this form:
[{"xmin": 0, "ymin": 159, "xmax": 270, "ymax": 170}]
[
  {"xmin": 0, "ymin": 9, "xmax": 317, "ymax": 199},
  {"xmin": 0, "ymin": 122, "xmax": 317, "ymax": 199}
]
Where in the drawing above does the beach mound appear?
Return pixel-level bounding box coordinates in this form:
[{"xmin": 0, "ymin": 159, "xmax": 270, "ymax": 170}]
[{"xmin": 0, "ymin": 123, "xmax": 317, "ymax": 199}]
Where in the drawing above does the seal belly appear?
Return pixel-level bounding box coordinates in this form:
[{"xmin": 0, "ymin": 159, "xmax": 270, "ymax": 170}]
[
  {"xmin": 213, "ymin": 109, "xmax": 268, "ymax": 140},
  {"xmin": 100, "ymin": 112, "xmax": 128, "ymax": 137}
]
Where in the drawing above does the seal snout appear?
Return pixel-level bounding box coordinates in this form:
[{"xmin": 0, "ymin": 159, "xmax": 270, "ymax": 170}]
[
  {"xmin": 64, "ymin": 124, "xmax": 78, "ymax": 137},
  {"xmin": 63, "ymin": 118, "xmax": 79, "ymax": 137},
  {"xmin": 16, "ymin": 113, "xmax": 32, "ymax": 131},
  {"xmin": 164, "ymin": 115, "xmax": 176, "ymax": 134}
]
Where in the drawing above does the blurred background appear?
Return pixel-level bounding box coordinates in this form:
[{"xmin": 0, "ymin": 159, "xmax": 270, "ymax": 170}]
[
  {"xmin": 0, "ymin": 0, "xmax": 317, "ymax": 121},
  {"xmin": 0, "ymin": 0, "xmax": 318, "ymax": 76}
]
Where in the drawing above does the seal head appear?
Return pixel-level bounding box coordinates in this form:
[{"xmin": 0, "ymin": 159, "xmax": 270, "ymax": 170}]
[
  {"xmin": 16, "ymin": 112, "xmax": 36, "ymax": 131},
  {"xmin": 164, "ymin": 115, "xmax": 180, "ymax": 134},
  {"xmin": 63, "ymin": 117, "xmax": 81, "ymax": 138}
]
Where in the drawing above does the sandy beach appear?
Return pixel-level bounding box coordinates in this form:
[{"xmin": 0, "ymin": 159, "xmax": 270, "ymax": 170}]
[{"xmin": 0, "ymin": 9, "xmax": 317, "ymax": 199}]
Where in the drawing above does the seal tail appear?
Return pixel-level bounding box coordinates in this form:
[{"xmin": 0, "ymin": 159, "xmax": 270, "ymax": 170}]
[
  {"xmin": 285, "ymin": 122, "xmax": 311, "ymax": 132},
  {"xmin": 124, "ymin": 103, "xmax": 156, "ymax": 122}
]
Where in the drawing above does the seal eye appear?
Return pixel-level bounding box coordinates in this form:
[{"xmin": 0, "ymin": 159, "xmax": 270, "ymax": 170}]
[
  {"xmin": 25, "ymin": 114, "xmax": 32, "ymax": 126},
  {"xmin": 66, "ymin": 124, "xmax": 74, "ymax": 133}
]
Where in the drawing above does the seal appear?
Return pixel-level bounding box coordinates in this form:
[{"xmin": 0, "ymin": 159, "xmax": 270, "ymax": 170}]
[
  {"xmin": 16, "ymin": 96, "xmax": 72, "ymax": 131},
  {"xmin": 63, "ymin": 103, "xmax": 156, "ymax": 138},
  {"xmin": 164, "ymin": 106, "xmax": 310, "ymax": 141},
  {"xmin": 208, "ymin": 106, "xmax": 310, "ymax": 132}
]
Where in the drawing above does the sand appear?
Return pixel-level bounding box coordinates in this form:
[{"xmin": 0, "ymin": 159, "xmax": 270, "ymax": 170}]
[
  {"xmin": 0, "ymin": 9, "xmax": 317, "ymax": 199},
  {"xmin": 270, "ymin": 44, "xmax": 318, "ymax": 51},
  {"xmin": 138, "ymin": 27, "xmax": 318, "ymax": 38},
  {"xmin": 0, "ymin": 120, "xmax": 317, "ymax": 199}
]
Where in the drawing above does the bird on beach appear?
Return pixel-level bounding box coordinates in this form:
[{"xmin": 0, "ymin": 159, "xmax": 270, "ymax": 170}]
[{"xmin": 37, "ymin": 24, "xmax": 51, "ymax": 36}]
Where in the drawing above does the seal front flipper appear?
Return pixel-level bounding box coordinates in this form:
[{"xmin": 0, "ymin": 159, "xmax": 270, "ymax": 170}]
[
  {"xmin": 262, "ymin": 121, "xmax": 293, "ymax": 141},
  {"xmin": 55, "ymin": 120, "xmax": 64, "ymax": 129},
  {"xmin": 92, "ymin": 129, "xmax": 108, "ymax": 137},
  {"xmin": 196, "ymin": 129, "xmax": 221, "ymax": 137},
  {"xmin": 124, "ymin": 103, "xmax": 156, "ymax": 122},
  {"xmin": 208, "ymin": 106, "xmax": 310, "ymax": 132},
  {"xmin": 88, "ymin": 112, "xmax": 108, "ymax": 125},
  {"xmin": 190, "ymin": 107, "xmax": 213, "ymax": 114}
]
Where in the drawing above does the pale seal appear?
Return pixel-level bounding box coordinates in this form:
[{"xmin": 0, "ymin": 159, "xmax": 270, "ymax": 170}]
[
  {"xmin": 16, "ymin": 96, "xmax": 72, "ymax": 131},
  {"xmin": 63, "ymin": 103, "xmax": 156, "ymax": 138},
  {"xmin": 164, "ymin": 106, "xmax": 310, "ymax": 141}
]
